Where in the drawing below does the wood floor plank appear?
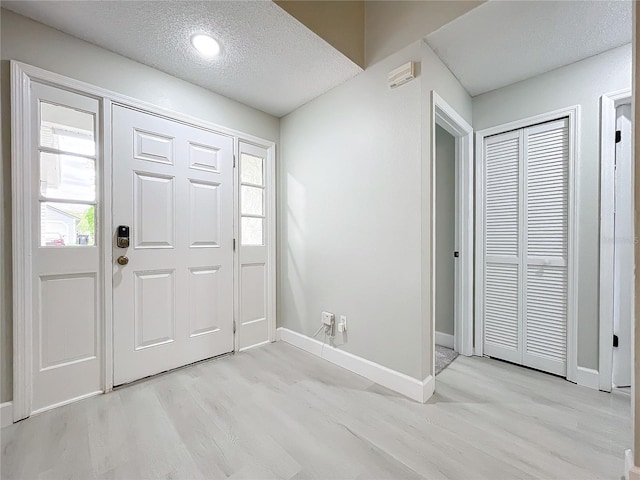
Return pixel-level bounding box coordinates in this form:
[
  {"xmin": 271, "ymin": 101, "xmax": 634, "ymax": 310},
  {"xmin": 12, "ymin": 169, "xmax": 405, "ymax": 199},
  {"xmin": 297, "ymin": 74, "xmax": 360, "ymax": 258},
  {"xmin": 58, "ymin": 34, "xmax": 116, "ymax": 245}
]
[{"xmin": 1, "ymin": 342, "xmax": 631, "ymax": 480}]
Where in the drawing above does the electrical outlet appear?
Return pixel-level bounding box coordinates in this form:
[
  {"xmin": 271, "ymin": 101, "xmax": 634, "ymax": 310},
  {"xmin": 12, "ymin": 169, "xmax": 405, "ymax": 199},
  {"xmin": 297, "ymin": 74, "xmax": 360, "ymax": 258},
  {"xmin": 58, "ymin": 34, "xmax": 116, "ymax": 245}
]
[
  {"xmin": 338, "ymin": 315, "xmax": 347, "ymax": 333},
  {"xmin": 321, "ymin": 311, "xmax": 335, "ymax": 337},
  {"xmin": 322, "ymin": 311, "xmax": 335, "ymax": 326}
]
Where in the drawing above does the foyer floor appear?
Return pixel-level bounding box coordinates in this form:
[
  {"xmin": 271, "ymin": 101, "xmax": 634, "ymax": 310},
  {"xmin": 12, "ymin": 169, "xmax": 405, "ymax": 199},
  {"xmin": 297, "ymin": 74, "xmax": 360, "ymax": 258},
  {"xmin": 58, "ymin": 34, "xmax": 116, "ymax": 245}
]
[{"xmin": 1, "ymin": 342, "xmax": 630, "ymax": 479}]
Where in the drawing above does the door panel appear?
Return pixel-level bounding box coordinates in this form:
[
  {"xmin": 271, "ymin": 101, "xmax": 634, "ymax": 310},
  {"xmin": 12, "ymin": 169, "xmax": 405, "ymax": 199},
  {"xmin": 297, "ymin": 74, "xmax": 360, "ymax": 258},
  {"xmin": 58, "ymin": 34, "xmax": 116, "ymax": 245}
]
[
  {"xmin": 522, "ymin": 119, "xmax": 568, "ymax": 376},
  {"xmin": 188, "ymin": 266, "xmax": 222, "ymax": 336},
  {"xmin": 613, "ymin": 104, "xmax": 633, "ymax": 387},
  {"xmin": 482, "ymin": 119, "xmax": 569, "ymax": 376},
  {"xmin": 482, "ymin": 130, "xmax": 523, "ymax": 363},
  {"xmin": 112, "ymin": 105, "xmax": 233, "ymax": 385},
  {"xmin": 484, "ymin": 262, "xmax": 520, "ymax": 363},
  {"xmin": 134, "ymin": 269, "xmax": 175, "ymax": 349},
  {"xmin": 133, "ymin": 172, "xmax": 175, "ymax": 248}
]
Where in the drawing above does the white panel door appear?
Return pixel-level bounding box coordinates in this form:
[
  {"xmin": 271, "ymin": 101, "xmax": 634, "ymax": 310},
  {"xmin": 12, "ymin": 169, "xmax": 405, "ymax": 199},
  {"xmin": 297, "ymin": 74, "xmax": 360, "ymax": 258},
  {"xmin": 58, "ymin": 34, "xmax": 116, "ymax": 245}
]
[
  {"xmin": 612, "ymin": 104, "xmax": 633, "ymax": 387},
  {"xmin": 482, "ymin": 119, "xmax": 569, "ymax": 376},
  {"xmin": 522, "ymin": 119, "xmax": 568, "ymax": 376},
  {"xmin": 30, "ymin": 82, "xmax": 102, "ymax": 414},
  {"xmin": 482, "ymin": 130, "xmax": 523, "ymax": 364},
  {"xmin": 237, "ymin": 142, "xmax": 271, "ymax": 350},
  {"xmin": 112, "ymin": 105, "xmax": 234, "ymax": 385}
]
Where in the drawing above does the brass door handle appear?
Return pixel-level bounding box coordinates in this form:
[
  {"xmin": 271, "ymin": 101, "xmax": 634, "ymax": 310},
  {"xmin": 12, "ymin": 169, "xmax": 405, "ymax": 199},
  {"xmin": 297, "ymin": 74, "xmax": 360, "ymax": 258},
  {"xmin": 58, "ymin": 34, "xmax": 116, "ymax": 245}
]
[{"xmin": 117, "ymin": 256, "xmax": 129, "ymax": 266}]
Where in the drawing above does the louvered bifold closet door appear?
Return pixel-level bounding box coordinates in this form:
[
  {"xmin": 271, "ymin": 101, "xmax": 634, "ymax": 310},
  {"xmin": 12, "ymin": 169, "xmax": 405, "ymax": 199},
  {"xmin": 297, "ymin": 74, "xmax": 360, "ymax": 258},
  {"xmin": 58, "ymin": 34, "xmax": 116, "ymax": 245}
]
[
  {"xmin": 522, "ymin": 119, "xmax": 568, "ymax": 376},
  {"xmin": 482, "ymin": 130, "xmax": 523, "ymax": 364}
]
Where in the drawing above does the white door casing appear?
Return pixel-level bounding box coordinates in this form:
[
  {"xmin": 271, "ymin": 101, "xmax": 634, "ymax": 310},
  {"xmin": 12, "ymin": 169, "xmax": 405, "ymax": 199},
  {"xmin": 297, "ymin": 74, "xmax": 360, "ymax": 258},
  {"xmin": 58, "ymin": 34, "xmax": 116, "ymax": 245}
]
[
  {"xmin": 480, "ymin": 117, "xmax": 572, "ymax": 377},
  {"xmin": 612, "ymin": 104, "xmax": 633, "ymax": 388},
  {"xmin": 112, "ymin": 105, "xmax": 234, "ymax": 385}
]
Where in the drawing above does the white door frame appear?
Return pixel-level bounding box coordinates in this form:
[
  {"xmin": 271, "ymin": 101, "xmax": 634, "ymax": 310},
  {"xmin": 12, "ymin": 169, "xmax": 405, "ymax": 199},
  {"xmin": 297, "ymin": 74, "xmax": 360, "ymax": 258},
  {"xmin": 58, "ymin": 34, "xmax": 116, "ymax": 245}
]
[
  {"xmin": 431, "ymin": 91, "xmax": 474, "ymax": 357},
  {"xmin": 11, "ymin": 60, "xmax": 276, "ymax": 420},
  {"xmin": 474, "ymin": 105, "xmax": 580, "ymax": 384},
  {"xmin": 599, "ymin": 88, "xmax": 632, "ymax": 392}
]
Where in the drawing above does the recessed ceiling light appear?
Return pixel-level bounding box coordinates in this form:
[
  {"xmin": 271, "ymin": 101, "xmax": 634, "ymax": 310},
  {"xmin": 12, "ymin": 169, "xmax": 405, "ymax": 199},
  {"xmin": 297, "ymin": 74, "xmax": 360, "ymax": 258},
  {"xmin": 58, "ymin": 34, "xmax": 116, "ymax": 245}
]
[{"xmin": 191, "ymin": 34, "xmax": 220, "ymax": 58}]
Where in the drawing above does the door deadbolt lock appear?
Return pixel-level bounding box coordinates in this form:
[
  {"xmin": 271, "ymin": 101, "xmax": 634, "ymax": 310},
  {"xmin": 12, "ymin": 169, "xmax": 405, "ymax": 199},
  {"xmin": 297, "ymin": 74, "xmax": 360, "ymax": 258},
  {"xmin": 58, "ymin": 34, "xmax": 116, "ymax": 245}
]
[
  {"xmin": 117, "ymin": 256, "xmax": 129, "ymax": 266},
  {"xmin": 117, "ymin": 225, "xmax": 130, "ymax": 248}
]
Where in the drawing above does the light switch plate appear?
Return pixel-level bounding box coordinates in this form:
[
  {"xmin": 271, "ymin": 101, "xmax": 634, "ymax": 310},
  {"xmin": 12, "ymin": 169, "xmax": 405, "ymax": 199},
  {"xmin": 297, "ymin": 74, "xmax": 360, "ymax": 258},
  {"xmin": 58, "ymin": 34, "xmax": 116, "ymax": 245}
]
[{"xmin": 338, "ymin": 315, "xmax": 347, "ymax": 332}]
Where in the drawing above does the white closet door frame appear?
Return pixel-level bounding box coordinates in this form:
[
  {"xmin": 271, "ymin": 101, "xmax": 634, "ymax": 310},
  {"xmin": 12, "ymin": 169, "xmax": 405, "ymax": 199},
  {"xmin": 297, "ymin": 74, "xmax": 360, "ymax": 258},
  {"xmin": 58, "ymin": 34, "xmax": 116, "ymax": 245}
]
[
  {"xmin": 11, "ymin": 60, "xmax": 276, "ymax": 421},
  {"xmin": 598, "ymin": 89, "xmax": 632, "ymax": 392},
  {"xmin": 474, "ymin": 105, "xmax": 579, "ymax": 384}
]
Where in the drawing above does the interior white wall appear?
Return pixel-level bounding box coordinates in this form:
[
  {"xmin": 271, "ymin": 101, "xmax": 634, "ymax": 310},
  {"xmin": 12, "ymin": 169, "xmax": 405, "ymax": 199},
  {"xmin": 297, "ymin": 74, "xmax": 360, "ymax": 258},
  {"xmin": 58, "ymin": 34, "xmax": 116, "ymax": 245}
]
[
  {"xmin": 279, "ymin": 41, "xmax": 423, "ymax": 379},
  {"xmin": 279, "ymin": 39, "xmax": 472, "ymax": 381},
  {"xmin": 435, "ymin": 125, "xmax": 455, "ymax": 337},
  {"xmin": 0, "ymin": 8, "xmax": 280, "ymax": 403},
  {"xmin": 473, "ymin": 43, "xmax": 632, "ymax": 371}
]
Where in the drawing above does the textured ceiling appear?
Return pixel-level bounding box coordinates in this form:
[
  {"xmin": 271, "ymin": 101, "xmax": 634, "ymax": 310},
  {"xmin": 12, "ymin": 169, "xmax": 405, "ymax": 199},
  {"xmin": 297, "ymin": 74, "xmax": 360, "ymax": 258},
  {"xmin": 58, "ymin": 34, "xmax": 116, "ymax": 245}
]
[
  {"xmin": 3, "ymin": 0, "xmax": 363, "ymax": 117},
  {"xmin": 426, "ymin": 0, "xmax": 632, "ymax": 96}
]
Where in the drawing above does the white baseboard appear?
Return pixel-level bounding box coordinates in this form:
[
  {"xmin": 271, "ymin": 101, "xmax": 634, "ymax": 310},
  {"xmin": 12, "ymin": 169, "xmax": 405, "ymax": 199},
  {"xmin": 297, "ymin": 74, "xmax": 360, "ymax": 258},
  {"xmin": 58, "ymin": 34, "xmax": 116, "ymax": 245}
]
[
  {"xmin": 1, "ymin": 402, "xmax": 13, "ymax": 428},
  {"xmin": 575, "ymin": 366, "xmax": 599, "ymax": 390},
  {"xmin": 435, "ymin": 331, "xmax": 454, "ymax": 349},
  {"xmin": 277, "ymin": 328, "xmax": 434, "ymax": 403}
]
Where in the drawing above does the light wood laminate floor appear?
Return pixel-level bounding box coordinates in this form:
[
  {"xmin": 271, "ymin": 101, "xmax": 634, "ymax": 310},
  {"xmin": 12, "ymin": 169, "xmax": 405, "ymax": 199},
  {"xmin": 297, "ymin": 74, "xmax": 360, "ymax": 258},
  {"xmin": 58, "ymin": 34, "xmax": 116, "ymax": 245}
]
[{"xmin": 1, "ymin": 342, "xmax": 631, "ymax": 479}]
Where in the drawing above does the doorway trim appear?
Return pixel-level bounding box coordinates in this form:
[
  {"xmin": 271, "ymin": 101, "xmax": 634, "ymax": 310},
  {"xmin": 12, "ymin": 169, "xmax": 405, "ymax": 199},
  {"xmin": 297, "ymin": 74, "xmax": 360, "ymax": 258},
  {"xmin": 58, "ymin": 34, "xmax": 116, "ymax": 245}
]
[
  {"xmin": 431, "ymin": 91, "xmax": 474, "ymax": 358},
  {"xmin": 11, "ymin": 60, "xmax": 276, "ymax": 421},
  {"xmin": 599, "ymin": 88, "xmax": 632, "ymax": 392},
  {"xmin": 474, "ymin": 105, "xmax": 580, "ymax": 384}
]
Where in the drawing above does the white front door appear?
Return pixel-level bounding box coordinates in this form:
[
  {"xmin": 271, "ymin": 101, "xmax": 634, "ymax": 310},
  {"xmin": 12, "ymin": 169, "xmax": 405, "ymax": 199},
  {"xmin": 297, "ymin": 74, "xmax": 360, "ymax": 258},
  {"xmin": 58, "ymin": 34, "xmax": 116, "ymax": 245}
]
[
  {"xmin": 612, "ymin": 103, "xmax": 633, "ymax": 388},
  {"xmin": 112, "ymin": 105, "xmax": 234, "ymax": 385}
]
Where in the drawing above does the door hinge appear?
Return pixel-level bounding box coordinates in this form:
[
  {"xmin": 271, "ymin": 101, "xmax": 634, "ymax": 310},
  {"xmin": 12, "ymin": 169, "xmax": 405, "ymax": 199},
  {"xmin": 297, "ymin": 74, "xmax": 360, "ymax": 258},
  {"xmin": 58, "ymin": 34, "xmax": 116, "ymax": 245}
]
[
  {"xmin": 233, "ymin": 238, "xmax": 236, "ymax": 251},
  {"xmin": 233, "ymin": 320, "xmax": 236, "ymax": 334},
  {"xmin": 233, "ymin": 155, "xmax": 236, "ymax": 168},
  {"xmin": 615, "ymin": 130, "xmax": 622, "ymax": 144},
  {"xmin": 613, "ymin": 334, "xmax": 619, "ymax": 347},
  {"xmin": 453, "ymin": 251, "xmax": 460, "ymax": 258}
]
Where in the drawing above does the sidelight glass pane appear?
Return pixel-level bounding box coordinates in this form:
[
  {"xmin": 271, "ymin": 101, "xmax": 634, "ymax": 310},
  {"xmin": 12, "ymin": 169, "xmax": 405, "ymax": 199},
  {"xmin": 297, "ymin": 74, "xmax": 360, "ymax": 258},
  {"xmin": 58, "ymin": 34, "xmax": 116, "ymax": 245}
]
[
  {"xmin": 240, "ymin": 153, "xmax": 263, "ymax": 185},
  {"xmin": 40, "ymin": 102, "xmax": 95, "ymax": 156},
  {"xmin": 40, "ymin": 152, "xmax": 96, "ymax": 201},
  {"xmin": 41, "ymin": 202, "xmax": 95, "ymax": 247},
  {"xmin": 241, "ymin": 185, "xmax": 263, "ymax": 215},
  {"xmin": 241, "ymin": 217, "xmax": 263, "ymax": 246}
]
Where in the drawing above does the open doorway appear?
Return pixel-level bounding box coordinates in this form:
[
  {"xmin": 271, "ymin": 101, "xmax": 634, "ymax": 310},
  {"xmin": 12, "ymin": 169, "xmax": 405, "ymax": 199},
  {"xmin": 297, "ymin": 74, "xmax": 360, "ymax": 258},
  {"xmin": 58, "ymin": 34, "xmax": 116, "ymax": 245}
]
[
  {"xmin": 434, "ymin": 125, "xmax": 458, "ymax": 372},
  {"xmin": 431, "ymin": 92, "xmax": 473, "ymax": 378}
]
